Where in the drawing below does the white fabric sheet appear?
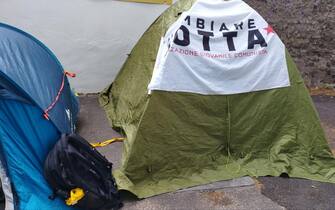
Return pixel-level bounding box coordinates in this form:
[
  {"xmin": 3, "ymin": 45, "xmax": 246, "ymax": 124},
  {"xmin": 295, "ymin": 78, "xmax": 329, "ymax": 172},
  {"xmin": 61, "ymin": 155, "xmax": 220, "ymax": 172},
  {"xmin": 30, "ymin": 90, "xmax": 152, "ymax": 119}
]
[{"xmin": 148, "ymin": 0, "xmax": 290, "ymax": 95}]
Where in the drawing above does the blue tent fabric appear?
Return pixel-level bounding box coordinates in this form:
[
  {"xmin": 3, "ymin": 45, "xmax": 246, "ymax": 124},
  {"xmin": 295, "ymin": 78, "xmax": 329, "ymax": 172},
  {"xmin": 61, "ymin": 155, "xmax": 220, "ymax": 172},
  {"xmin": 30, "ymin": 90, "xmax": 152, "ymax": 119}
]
[
  {"xmin": 0, "ymin": 22, "xmax": 79, "ymax": 210},
  {"xmin": 0, "ymin": 23, "xmax": 78, "ymax": 134},
  {"xmin": 0, "ymin": 77, "xmax": 32, "ymax": 104},
  {"xmin": 0, "ymin": 100, "xmax": 73, "ymax": 210}
]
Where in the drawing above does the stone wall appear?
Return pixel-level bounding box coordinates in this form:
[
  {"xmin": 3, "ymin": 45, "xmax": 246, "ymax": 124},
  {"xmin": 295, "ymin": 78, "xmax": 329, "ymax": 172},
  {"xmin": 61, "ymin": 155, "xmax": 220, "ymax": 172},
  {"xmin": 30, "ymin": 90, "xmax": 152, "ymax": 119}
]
[{"xmin": 245, "ymin": 0, "xmax": 335, "ymax": 87}]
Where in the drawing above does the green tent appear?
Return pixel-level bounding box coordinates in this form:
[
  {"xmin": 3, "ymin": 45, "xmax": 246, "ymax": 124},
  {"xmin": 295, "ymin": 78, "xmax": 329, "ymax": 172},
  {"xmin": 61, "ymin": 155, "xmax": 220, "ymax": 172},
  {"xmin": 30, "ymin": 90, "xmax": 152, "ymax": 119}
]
[{"xmin": 100, "ymin": 0, "xmax": 335, "ymax": 198}]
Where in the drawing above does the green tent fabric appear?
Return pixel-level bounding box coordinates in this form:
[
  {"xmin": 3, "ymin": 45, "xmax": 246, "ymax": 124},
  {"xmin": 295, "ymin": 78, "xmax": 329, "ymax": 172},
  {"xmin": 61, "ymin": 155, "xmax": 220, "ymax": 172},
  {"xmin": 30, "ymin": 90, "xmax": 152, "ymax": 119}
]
[{"xmin": 100, "ymin": 0, "xmax": 335, "ymax": 198}]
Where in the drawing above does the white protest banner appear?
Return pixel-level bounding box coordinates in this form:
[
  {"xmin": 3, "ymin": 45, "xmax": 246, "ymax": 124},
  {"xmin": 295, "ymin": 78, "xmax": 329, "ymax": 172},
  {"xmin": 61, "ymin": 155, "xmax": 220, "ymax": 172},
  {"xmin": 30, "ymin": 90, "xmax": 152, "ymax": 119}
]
[{"xmin": 148, "ymin": 0, "xmax": 290, "ymax": 95}]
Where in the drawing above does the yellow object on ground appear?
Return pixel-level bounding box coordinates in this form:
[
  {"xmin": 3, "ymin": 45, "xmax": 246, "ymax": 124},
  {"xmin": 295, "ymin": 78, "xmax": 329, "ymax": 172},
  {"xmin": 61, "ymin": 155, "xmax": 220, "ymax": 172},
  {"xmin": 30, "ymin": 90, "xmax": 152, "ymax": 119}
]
[
  {"xmin": 91, "ymin": 138, "xmax": 125, "ymax": 148},
  {"xmin": 65, "ymin": 188, "xmax": 85, "ymax": 206}
]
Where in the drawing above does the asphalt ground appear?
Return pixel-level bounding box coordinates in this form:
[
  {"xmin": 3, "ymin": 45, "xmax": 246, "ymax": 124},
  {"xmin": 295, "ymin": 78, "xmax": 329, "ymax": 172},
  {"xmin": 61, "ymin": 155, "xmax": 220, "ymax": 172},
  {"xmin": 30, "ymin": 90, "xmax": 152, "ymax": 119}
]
[{"xmin": 76, "ymin": 94, "xmax": 335, "ymax": 210}]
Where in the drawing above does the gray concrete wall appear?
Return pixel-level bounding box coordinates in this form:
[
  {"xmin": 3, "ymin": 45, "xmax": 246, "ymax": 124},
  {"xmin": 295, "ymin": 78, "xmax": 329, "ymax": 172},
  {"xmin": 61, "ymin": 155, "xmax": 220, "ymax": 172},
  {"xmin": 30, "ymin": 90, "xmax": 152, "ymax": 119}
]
[{"xmin": 245, "ymin": 0, "xmax": 335, "ymax": 87}]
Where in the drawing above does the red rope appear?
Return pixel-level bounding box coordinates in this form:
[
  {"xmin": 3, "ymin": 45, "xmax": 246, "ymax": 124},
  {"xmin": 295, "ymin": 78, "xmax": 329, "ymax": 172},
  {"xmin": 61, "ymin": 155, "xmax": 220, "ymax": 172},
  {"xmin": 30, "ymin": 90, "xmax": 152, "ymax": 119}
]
[{"xmin": 43, "ymin": 71, "xmax": 76, "ymax": 120}]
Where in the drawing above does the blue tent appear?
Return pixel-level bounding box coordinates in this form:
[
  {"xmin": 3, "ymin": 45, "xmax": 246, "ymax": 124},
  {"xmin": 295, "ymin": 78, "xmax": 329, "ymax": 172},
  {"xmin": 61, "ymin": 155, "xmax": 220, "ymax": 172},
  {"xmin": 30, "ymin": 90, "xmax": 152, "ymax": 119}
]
[{"xmin": 0, "ymin": 23, "xmax": 79, "ymax": 210}]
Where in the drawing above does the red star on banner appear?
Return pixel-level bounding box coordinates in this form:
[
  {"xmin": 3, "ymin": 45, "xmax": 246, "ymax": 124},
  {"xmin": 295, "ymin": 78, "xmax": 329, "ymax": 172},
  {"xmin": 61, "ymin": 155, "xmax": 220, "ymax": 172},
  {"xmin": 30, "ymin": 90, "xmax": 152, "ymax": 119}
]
[{"xmin": 263, "ymin": 25, "xmax": 275, "ymax": 35}]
